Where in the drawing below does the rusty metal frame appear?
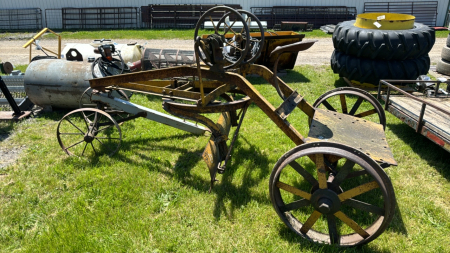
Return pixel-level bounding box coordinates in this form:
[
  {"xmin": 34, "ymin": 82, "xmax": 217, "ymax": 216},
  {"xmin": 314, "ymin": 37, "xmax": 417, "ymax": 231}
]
[{"xmin": 89, "ymin": 64, "xmax": 315, "ymax": 146}]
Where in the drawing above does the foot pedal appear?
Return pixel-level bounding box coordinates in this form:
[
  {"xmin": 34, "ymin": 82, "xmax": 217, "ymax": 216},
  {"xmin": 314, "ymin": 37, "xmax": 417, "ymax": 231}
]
[{"xmin": 275, "ymin": 90, "xmax": 303, "ymax": 120}]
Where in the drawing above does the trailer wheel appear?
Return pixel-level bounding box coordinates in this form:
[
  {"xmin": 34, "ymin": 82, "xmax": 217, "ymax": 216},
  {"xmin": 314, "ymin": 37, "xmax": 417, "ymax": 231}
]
[
  {"xmin": 331, "ymin": 50, "xmax": 430, "ymax": 87},
  {"xmin": 269, "ymin": 142, "xmax": 396, "ymax": 246},
  {"xmin": 57, "ymin": 108, "xmax": 122, "ymax": 157},
  {"xmin": 332, "ymin": 20, "xmax": 435, "ymax": 60},
  {"xmin": 311, "ymin": 87, "xmax": 386, "ymax": 129},
  {"xmin": 436, "ymin": 58, "xmax": 450, "ymax": 76}
]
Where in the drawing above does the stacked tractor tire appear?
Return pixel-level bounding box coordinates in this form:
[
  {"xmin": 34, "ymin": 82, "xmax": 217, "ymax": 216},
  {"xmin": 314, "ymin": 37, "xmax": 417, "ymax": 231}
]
[
  {"xmin": 331, "ymin": 19, "xmax": 435, "ymax": 88},
  {"xmin": 436, "ymin": 33, "xmax": 450, "ymax": 75}
]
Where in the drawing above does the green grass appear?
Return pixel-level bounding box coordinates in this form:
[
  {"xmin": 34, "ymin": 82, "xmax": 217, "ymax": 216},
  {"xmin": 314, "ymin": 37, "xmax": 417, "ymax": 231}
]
[
  {"xmin": 0, "ymin": 65, "xmax": 449, "ymax": 252},
  {"xmin": 436, "ymin": 30, "xmax": 449, "ymax": 38},
  {"xmin": 0, "ymin": 28, "xmax": 333, "ymax": 41},
  {"xmin": 2, "ymin": 28, "xmax": 447, "ymax": 40}
]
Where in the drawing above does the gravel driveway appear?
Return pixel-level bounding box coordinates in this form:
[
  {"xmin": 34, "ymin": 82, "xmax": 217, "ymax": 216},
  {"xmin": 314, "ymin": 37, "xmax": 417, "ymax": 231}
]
[{"xmin": 0, "ymin": 38, "xmax": 445, "ymax": 67}]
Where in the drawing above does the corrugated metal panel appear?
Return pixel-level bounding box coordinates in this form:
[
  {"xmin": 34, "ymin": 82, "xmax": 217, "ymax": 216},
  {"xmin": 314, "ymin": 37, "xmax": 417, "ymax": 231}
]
[{"xmin": 0, "ymin": 0, "xmax": 448, "ymax": 26}]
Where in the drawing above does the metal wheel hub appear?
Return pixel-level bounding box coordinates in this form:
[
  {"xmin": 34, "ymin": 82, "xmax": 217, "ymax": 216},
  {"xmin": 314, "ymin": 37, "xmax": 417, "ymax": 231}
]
[{"xmin": 310, "ymin": 188, "xmax": 341, "ymax": 215}]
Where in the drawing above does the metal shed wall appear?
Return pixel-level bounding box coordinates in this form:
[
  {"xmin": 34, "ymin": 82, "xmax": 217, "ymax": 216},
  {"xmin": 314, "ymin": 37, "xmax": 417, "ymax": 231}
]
[{"xmin": 1, "ymin": 0, "xmax": 448, "ymax": 26}]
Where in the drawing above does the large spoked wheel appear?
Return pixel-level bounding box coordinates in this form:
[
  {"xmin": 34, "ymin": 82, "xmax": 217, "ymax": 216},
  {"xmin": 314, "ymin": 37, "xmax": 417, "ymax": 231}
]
[
  {"xmin": 312, "ymin": 87, "xmax": 386, "ymax": 129},
  {"xmin": 194, "ymin": 6, "xmax": 251, "ymax": 69},
  {"xmin": 269, "ymin": 142, "xmax": 396, "ymax": 246},
  {"xmin": 217, "ymin": 10, "xmax": 265, "ymax": 64},
  {"xmin": 57, "ymin": 108, "xmax": 122, "ymax": 157}
]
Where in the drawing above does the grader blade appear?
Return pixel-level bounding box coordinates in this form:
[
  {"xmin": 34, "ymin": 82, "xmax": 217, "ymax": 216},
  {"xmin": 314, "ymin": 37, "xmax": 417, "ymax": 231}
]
[{"xmin": 202, "ymin": 111, "xmax": 231, "ymax": 190}]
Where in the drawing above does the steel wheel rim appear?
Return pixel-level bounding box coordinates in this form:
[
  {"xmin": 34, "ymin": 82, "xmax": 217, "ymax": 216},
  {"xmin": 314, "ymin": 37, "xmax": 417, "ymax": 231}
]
[
  {"xmin": 311, "ymin": 87, "xmax": 386, "ymax": 130},
  {"xmin": 57, "ymin": 108, "xmax": 122, "ymax": 157},
  {"xmin": 269, "ymin": 142, "xmax": 396, "ymax": 246}
]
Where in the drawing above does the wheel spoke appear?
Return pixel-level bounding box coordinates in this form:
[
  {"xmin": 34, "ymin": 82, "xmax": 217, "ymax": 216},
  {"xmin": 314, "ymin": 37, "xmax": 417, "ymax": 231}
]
[
  {"xmin": 338, "ymin": 181, "xmax": 379, "ymax": 202},
  {"xmin": 97, "ymin": 124, "xmax": 115, "ymax": 133},
  {"xmin": 64, "ymin": 139, "xmax": 85, "ymax": 151},
  {"xmin": 276, "ymin": 181, "xmax": 311, "ymax": 200},
  {"xmin": 95, "ymin": 138, "xmax": 114, "ymax": 154},
  {"xmin": 316, "ymin": 154, "xmax": 328, "ymax": 189},
  {"xmin": 280, "ymin": 199, "xmax": 311, "ymax": 212},
  {"xmin": 240, "ymin": 16, "xmax": 250, "ymax": 33},
  {"xmin": 81, "ymin": 142, "xmax": 88, "ymax": 156},
  {"xmin": 339, "ymin": 94, "xmax": 348, "ymax": 114},
  {"xmin": 223, "ymin": 19, "xmax": 237, "ymax": 35},
  {"xmin": 332, "ymin": 159, "xmax": 355, "ymax": 186},
  {"xmin": 354, "ymin": 108, "xmax": 377, "ymax": 118},
  {"xmin": 64, "ymin": 117, "xmax": 85, "ymax": 135},
  {"xmin": 342, "ymin": 198, "xmax": 385, "ymax": 216},
  {"xmin": 95, "ymin": 137, "xmax": 121, "ymax": 140},
  {"xmin": 300, "ymin": 210, "xmax": 322, "ymax": 234},
  {"xmin": 346, "ymin": 169, "xmax": 369, "ymax": 179},
  {"xmin": 289, "ymin": 160, "xmax": 318, "ymax": 186},
  {"xmin": 349, "ymin": 97, "xmax": 364, "ymax": 115},
  {"xmin": 59, "ymin": 132, "xmax": 84, "ymax": 136},
  {"xmin": 209, "ymin": 16, "xmax": 218, "ymax": 33},
  {"xmin": 327, "ymin": 214, "xmax": 340, "ymax": 244},
  {"xmin": 84, "ymin": 112, "xmax": 95, "ymax": 123},
  {"xmin": 223, "ymin": 20, "xmax": 237, "ymax": 35},
  {"xmin": 321, "ymin": 100, "xmax": 336, "ymax": 111},
  {"xmin": 225, "ymin": 41, "xmax": 243, "ymax": 51},
  {"xmin": 90, "ymin": 143, "xmax": 98, "ymax": 155},
  {"xmin": 334, "ymin": 211, "xmax": 370, "ymax": 239}
]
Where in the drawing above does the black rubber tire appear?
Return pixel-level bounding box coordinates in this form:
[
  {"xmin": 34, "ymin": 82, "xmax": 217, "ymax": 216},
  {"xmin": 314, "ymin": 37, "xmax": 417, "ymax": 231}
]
[
  {"xmin": 441, "ymin": 45, "xmax": 450, "ymax": 62},
  {"xmin": 436, "ymin": 59, "xmax": 450, "ymax": 76},
  {"xmin": 331, "ymin": 50, "xmax": 430, "ymax": 85},
  {"xmin": 446, "ymin": 33, "xmax": 450, "ymax": 47},
  {"xmin": 332, "ymin": 20, "xmax": 435, "ymax": 61}
]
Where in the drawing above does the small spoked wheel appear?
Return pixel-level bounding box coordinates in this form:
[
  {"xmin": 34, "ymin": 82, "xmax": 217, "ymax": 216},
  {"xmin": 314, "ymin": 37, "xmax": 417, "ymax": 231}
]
[
  {"xmin": 269, "ymin": 142, "xmax": 395, "ymax": 246},
  {"xmin": 312, "ymin": 87, "xmax": 386, "ymax": 129},
  {"xmin": 57, "ymin": 108, "xmax": 122, "ymax": 157}
]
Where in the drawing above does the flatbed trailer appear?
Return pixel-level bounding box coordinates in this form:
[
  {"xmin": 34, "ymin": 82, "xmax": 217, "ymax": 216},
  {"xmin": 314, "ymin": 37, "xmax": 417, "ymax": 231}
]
[{"xmin": 378, "ymin": 79, "xmax": 450, "ymax": 152}]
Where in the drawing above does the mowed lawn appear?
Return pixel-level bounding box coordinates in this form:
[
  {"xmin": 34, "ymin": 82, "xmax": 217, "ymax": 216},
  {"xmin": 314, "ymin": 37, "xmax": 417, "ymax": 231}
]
[{"xmin": 0, "ymin": 27, "xmax": 449, "ymax": 252}]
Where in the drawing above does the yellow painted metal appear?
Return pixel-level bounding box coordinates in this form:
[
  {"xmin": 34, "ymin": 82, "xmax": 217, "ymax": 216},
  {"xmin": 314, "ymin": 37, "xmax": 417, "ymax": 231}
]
[
  {"xmin": 306, "ymin": 109, "xmax": 397, "ymax": 165},
  {"xmin": 334, "ymin": 211, "xmax": 370, "ymax": 238},
  {"xmin": 338, "ymin": 181, "xmax": 379, "ymax": 202},
  {"xmin": 315, "ymin": 154, "xmax": 328, "ymax": 189},
  {"xmin": 276, "ymin": 182, "xmax": 312, "ymax": 200},
  {"xmin": 109, "ymin": 82, "xmax": 202, "ymax": 100},
  {"xmin": 200, "ymin": 83, "xmax": 231, "ymax": 106},
  {"xmin": 241, "ymin": 64, "xmax": 315, "ymax": 119},
  {"xmin": 22, "ymin": 28, "xmax": 62, "ymax": 63},
  {"xmin": 355, "ymin": 13, "xmax": 415, "ymax": 30},
  {"xmin": 300, "ymin": 210, "xmax": 322, "ymax": 234}
]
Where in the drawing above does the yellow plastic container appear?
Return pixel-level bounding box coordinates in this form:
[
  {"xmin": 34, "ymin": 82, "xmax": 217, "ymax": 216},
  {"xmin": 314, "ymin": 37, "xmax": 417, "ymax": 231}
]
[{"xmin": 354, "ymin": 13, "xmax": 415, "ymax": 30}]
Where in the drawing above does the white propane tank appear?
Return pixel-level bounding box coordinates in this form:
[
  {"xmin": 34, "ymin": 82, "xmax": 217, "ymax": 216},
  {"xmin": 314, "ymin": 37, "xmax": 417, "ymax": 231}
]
[{"xmin": 61, "ymin": 41, "xmax": 142, "ymax": 63}]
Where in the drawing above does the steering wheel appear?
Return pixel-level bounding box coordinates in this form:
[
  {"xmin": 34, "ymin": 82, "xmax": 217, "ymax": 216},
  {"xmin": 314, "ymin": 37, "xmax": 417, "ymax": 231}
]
[
  {"xmin": 217, "ymin": 10, "xmax": 265, "ymax": 65},
  {"xmin": 194, "ymin": 6, "xmax": 251, "ymax": 69}
]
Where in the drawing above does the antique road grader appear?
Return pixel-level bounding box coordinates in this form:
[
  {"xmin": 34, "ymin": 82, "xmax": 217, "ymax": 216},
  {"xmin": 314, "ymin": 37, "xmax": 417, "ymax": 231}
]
[{"xmin": 56, "ymin": 7, "xmax": 397, "ymax": 247}]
